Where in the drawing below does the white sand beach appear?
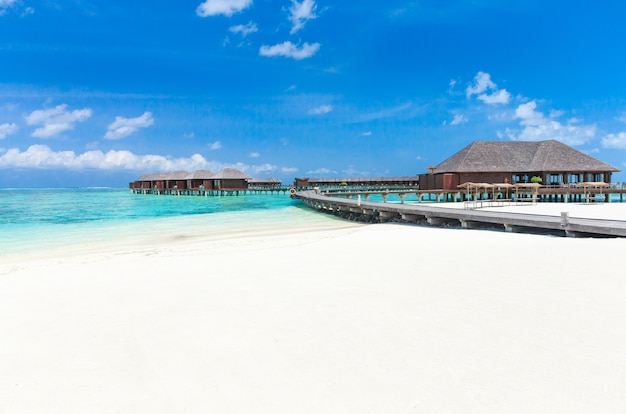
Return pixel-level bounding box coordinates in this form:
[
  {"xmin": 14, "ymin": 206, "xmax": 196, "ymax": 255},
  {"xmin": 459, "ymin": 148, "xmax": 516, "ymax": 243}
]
[{"xmin": 2, "ymin": 202, "xmax": 626, "ymax": 413}]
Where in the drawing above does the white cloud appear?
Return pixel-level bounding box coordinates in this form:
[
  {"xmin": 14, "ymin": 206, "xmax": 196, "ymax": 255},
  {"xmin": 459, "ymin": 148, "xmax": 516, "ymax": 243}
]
[
  {"xmin": 288, "ymin": 0, "xmax": 317, "ymax": 34},
  {"xmin": 362, "ymin": 131, "xmax": 372, "ymax": 136},
  {"xmin": 504, "ymin": 100, "xmax": 596, "ymax": 146},
  {"xmin": 306, "ymin": 167, "xmax": 336, "ymax": 175},
  {"xmin": 449, "ymin": 114, "xmax": 468, "ymax": 125},
  {"xmin": 308, "ymin": 104, "xmax": 333, "ymax": 115},
  {"xmin": 602, "ymin": 132, "xmax": 626, "ymax": 149},
  {"xmin": 466, "ymin": 71, "xmax": 495, "ymax": 96},
  {"xmin": 616, "ymin": 112, "xmax": 626, "ymax": 123},
  {"xmin": 0, "ymin": 145, "xmax": 210, "ymax": 171},
  {"xmin": 466, "ymin": 71, "xmax": 510, "ymax": 105},
  {"xmin": 0, "ymin": 0, "xmax": 17, "ymax": 15},
  {"xmin": 448, "ymin": 79, "xmax": 459, "ymax": 94},
  {"xmin": 104, "ymin": 112, "xmax": 154, "ymax": 140},
  {"xmin": 259, "ymin": 41, "xmax": 320, "ymax": 60},
  {"xmin": 196, "ymin": 0, "xmax": 252, "ymax": 17},
  {"xmin": 209, "ymin": 141, "xmax": 222, "ymax": 150},
  {"xmin": 478, "ymin": 89, "xmax": 510, "ymax": 104},
  {"xmin": 24, "ymin": 104, "xmax": 92, "ymax": 138},
  {"xmin": 0, "ymin": 122, "xmax": 18, "ymax": 139},
  {"xmin": 249, "ymin": 151, "xmax": 260, "ymax": 158},
  {"xmin": 229, "ymin": 21, "xmax": 257, "ymax": 36},
  {"xmin": 0, "ymin": 145, "xmax": 304, "ymax": 177},
  {"xmin": 550, "ymin": 109, "xmax": 565, "ymax": 118},
  {"xmin": 251, "ymin": 163, "xmax": 276, "ymax": 173},
  {"xmin": 354, "ymin": 102, "xmax": 413, "ymax": 123}
]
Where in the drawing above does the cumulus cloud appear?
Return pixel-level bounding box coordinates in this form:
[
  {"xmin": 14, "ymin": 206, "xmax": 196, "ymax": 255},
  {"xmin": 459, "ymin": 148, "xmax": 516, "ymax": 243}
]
[
  {"xmin": 104, "ymin": 112, "xmax": 154, "ymax": 140},
  {"xmin": 288, "ymin": 0, "xmax": 317, "ymax": 34},
  {"xmin": 249, "ymin": 152, "xmax": 260, "ymax": 158},
  {"xmin": 466, "ymin": 71, "xmax": 510, "ymax": 105},
  {"xmin": 504, "ymin": 100, "xmax": 596, "ymax": 146},
  {"xmin": 0, "ymin": 145, "xmax": 212, "ymax": 171},
  {"xmin": 209, "ymin": 141, "xmax": 222, "ymax": 150},
  {"xmin": 24, "ymin": 104, "xmax": 92, "ymax": 138},
  {"xmin": 601, "ymin": 132, "xmax": 626, "ymax": 149},
  {"xmin": 0, "ymin": 145, "xmax": 302, "ymax": 176},
  {"xmin": 259, "ymin": 41, "xmax": 320, "ymax": 60},
  {"xmin": 196, "ymin": 0, "xmax": 252, "ymax": 17},
  {"xmin": 229, "ymin": 21, "xmax": 258, "ymax": 36},
  {"xmin": 0, "ymin": 122, "xmax": 18, "ymax": 139},
  {"xmin": 308, "ymin": 104, "xmax": 333, "ymax": 115}
]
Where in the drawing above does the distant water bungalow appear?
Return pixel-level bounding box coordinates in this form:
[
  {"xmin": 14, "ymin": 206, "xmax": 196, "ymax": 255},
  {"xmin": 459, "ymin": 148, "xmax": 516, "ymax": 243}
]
[
  {"xmin": 129, "ymin": 168, "xmax": 286, "ymax": 196},
  {"xmin": 294, "ymin": 176, "xmax": 420, "ymax": 189}
]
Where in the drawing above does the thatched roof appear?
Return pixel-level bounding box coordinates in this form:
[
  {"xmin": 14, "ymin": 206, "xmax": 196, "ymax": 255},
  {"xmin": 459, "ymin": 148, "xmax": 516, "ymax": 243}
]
[
  {"xmin": 434, "ymin": 140, "xmax": 619, "ymax": 173},
  {"xmin": 212, "ymin": 168, "xmax": 252, "ymax": 180},
  {"xmin": 136, "ymin": 171, "xmax": 189, "ymax": 181},
  {"xmin": 136, "ymin": 173, "xmax": 161, "ymax": 181},
  {"xmin": 186, "ymin": 169, "xmax": 215, "ymax": 180}
]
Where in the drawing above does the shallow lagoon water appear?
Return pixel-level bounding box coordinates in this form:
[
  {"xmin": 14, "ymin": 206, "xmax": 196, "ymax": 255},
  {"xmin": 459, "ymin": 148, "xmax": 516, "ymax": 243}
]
[{"xmin": 0, "ymin": 188, "xmax": 354, "ymax": 261}]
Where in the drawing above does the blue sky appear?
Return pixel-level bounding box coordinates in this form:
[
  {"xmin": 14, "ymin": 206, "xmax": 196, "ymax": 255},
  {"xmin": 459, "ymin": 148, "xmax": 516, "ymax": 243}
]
[{"xmin": 2, "ymin": 0, "xmax": 626, "ymax": 187}]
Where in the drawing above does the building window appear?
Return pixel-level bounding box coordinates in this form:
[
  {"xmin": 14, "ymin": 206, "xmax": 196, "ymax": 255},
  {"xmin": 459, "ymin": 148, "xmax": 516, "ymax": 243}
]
[
  {"xmin": 567, "ymin": 173, "xmax": 581, "ymax": 184},
  {"xmin": 548, "ymin": 174, "xmax": 562, "ymax": 185}
]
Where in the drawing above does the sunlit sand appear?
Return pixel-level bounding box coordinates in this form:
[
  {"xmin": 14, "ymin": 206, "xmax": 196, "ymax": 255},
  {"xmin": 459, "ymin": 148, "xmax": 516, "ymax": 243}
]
[{"xmin": 2, "ymin": 202, "xmax": 626, "ymax": 413}]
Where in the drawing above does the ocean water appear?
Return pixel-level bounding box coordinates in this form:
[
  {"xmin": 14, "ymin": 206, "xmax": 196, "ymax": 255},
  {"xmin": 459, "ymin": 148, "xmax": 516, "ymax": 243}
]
[{"xmin": 0, "ymin": 188, "xmax": 349, "ymax": 261}]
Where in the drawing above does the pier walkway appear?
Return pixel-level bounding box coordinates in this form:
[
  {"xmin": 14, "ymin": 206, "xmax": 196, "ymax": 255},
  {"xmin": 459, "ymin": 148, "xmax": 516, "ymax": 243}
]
[{"xmin": 295, "ymin": 190, "xmax": 626, "ymax": 238}]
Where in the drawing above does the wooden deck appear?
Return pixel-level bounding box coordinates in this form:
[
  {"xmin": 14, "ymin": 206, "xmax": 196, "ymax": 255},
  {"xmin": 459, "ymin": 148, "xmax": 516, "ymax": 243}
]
[{"xmin": 295, "ymin": 190, "xmax": 626, "ymax": 238}]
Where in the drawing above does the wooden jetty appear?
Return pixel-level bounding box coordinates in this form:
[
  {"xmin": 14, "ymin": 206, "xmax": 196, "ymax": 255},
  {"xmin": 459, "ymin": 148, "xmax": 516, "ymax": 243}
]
[
  {"xmin": 319, "ymin": 182, "xmax": 626, "ymax": 204},
  {"xmin": 295, "ymin": 190, "xmax": 626, "ymax": 238}
]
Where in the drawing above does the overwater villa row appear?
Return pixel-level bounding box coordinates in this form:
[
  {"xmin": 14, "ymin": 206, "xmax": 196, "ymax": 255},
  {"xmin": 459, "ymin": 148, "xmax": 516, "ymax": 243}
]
[{"xmin": 129, "ymin": 168, "xmax": 286, "ymax": 196}]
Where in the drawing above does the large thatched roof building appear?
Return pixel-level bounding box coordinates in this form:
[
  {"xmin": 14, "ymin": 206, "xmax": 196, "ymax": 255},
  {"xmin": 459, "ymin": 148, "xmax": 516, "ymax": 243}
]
[{"xmin": 419, "ymin": 140, "xmax": 620, "ymax": 190}]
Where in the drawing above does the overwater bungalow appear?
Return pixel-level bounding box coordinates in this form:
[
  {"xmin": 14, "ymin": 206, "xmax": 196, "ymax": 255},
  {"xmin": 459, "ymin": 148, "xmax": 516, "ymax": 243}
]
[
  {"xmin": 130, "ymin": 171, "xmax": 190, "ymax": 191},
  {"xmin": 419, "ymin": 140, "xmax": 620, "ymax": 191},
  {"xmin": 186, "ymin": 169, "xmax": 215, "ymax": 191},
  {"xmin": 130, "ymin": 168, "xmax": 264, "ymax": 194},
  {"xmin": 248, "ymin": 178, "xmax": 282, "ymax": 188},
  {"xmin": 211, "ymin": 168, "xmax": 253, "ymax": 190}
]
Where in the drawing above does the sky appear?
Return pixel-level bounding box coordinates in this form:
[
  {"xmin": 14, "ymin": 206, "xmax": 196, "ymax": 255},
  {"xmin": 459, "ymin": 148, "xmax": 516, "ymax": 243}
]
[{"xmin": 2, "ymin": 0, "xmax": 626, "ymax": 187}]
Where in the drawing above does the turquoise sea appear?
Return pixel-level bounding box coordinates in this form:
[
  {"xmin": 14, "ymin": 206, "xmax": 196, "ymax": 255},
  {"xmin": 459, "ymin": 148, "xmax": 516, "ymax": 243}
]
[{"xmin": 0, "ymin": 188, "xmax": 349, "ymax": 261}]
